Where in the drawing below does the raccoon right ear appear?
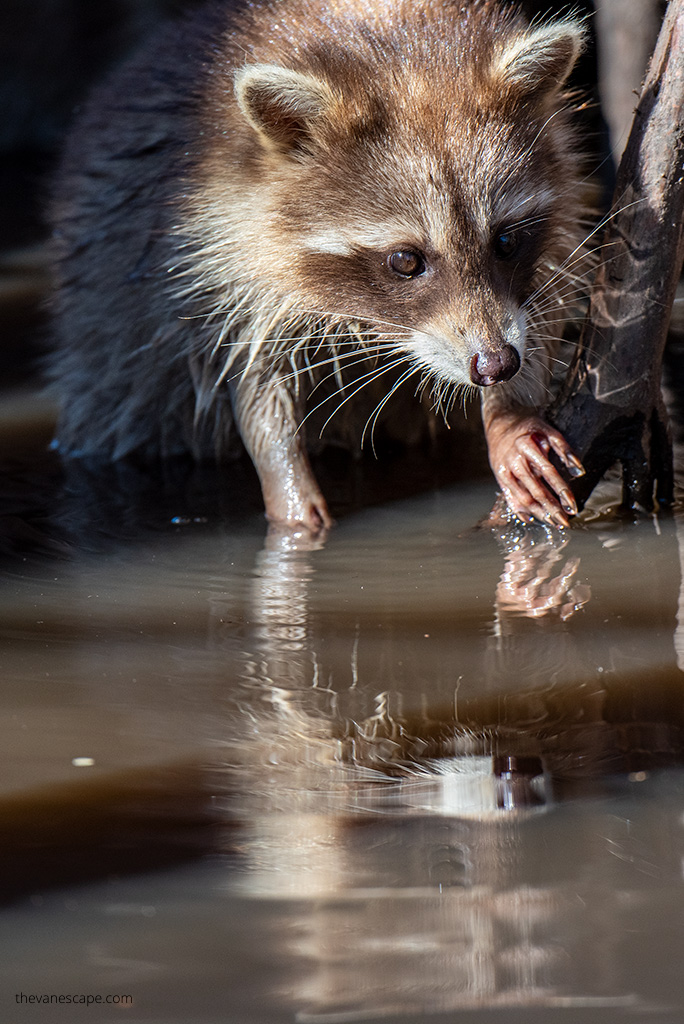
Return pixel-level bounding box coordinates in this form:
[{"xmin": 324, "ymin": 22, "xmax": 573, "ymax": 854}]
[
  {"xmin": 234, "ymin": 64, "xmax": 335, "ymax": 155},
  {"xmin": 494, "ymin": 19, "xmax": 585, "ymax": 101}
]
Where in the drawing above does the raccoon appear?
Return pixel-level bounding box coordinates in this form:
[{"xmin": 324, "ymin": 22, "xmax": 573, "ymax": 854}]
[{"xmin": 50, "ymin": 0, "xmax": 590, "ymax": 530}]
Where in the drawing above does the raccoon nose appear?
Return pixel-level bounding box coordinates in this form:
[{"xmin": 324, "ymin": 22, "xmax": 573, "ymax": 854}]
[{"xmin": 469, "ymin": 346, "xmax": 520, "ymax": 386}]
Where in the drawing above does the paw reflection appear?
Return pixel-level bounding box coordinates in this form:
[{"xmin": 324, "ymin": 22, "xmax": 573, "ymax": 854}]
[{"xmin": 495, "ymin": 532, "xmax": 591, "ymax": 622}]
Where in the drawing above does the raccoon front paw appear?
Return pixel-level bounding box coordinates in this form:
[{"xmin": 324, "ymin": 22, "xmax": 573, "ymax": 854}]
[
  {"xmin": 485, "ymin": 413, "xmax": 585, "ymax": 528},
  {"xmin": 262, "ymin": 473, "xmax": 334, "ymax": 534}
]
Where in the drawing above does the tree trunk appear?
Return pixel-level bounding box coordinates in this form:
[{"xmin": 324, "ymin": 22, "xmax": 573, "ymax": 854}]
[{"xmin": 547, "ymin": 0, "xmax": 684, "ymax": 514}]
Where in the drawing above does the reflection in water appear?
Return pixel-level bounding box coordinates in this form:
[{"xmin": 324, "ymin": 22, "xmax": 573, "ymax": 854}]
[
  {"xmin": 207, "ymin": 512, "xmax": 684, "ymax": 1021},
  {"xmin": 270, "ymin": 819, "xmax": 651, "ymax": 1021},
  {"xmin": 2, "ymin": 452, "xmax": 684, "ymax": 1020},
  {"xmin": 494, "ymin": 522, "xmax": 591, "ymax": 623}
]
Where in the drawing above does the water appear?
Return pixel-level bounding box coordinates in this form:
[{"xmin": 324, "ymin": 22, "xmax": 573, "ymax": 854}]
[{"xmin": 2, "ymin": 427, "xmax": 684, "ymax": 1023}]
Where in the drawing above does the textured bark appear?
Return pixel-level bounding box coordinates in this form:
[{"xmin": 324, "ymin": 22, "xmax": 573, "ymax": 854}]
[{"xmin": 548, "ymin": 0, "xmax": 684, "ymax": 513}]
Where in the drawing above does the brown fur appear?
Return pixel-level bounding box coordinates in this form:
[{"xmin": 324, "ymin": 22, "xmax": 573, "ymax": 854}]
[{"xmin": 49, "ymin": 0, "xmax": 590, "ymax": 527}]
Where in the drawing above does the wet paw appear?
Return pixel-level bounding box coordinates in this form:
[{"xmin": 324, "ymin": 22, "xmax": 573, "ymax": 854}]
[
  {"xmin": 486, "ymin": 413, "xmax": 585, "ymax": 528},
  {"xmin": 264, "ymin": 490, "xmax": 334, "ymax": 535}
]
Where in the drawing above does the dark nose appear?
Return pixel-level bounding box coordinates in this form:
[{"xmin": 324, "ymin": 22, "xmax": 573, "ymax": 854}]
[{"xmin": 469, "ymin": 345, "xmax": 520, "ymax": 387}]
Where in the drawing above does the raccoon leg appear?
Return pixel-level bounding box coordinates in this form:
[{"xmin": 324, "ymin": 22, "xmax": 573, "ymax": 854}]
[
  {"xmin": 229, "ymin": 373, "xmax": 333, "ymax": 532},
  {"xmin": 482, "ymin": 398, "xmax": 585, "ymax": 528}
]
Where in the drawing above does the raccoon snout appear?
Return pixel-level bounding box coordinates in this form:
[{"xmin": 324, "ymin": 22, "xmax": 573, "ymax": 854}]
[{"xmin": 469, "ymin": 346, "xmax": 520, "ymax": 387}]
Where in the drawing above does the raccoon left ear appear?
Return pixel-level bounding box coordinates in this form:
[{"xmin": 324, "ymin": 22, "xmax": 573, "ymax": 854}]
[
  {"xmin": 234, "ymin": 63, "xmax": 335, "ymax": 155},
  {"xmin": 494, "ymin": 20, "xmax": 585, "ymax": 99}
]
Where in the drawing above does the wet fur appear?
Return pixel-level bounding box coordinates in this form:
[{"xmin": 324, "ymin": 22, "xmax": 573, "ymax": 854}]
[{"xmin": 49, "ymin": 0, "xmax": 591, "ymax": 522}]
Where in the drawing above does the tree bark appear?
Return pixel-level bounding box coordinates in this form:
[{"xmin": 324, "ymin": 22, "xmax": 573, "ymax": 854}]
[{"xmin": 547, "ymin": 0, "xmax": 684, "ymax": 514}]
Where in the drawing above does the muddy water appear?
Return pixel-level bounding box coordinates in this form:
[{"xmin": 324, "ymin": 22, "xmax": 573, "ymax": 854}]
[{"xmin": 2, "ymin": 426, "xmax": 684, "ymax": 1023}]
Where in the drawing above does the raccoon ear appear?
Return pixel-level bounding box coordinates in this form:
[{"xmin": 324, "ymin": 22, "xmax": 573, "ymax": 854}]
[
  {"xmin": 494, "ymin": 20, "xmax": 585, "ymax": 99},
  {"xmin": 234, "ymin": 64, "xmax": 334, "ymax": 155}
]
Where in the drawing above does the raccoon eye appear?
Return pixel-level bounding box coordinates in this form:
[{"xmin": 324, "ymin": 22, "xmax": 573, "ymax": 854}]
[
  {"xmin": 493, "ymin": 230, "xmax": 519, "ymax": 260},
  {"xmin": 388, "ymin": 250, "xmax": 426, "ymax": 278}
]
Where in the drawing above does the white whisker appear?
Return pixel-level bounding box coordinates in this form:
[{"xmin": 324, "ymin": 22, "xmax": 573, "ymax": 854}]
[{"xmin": 362, "ymin": 363, "xmax": 424, "ymax": 454}]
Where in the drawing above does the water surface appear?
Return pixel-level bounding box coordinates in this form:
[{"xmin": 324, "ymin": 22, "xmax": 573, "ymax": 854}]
[{"xmin": 1, "ymin": 429, "xmax": 684, "ymax": 1023}]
